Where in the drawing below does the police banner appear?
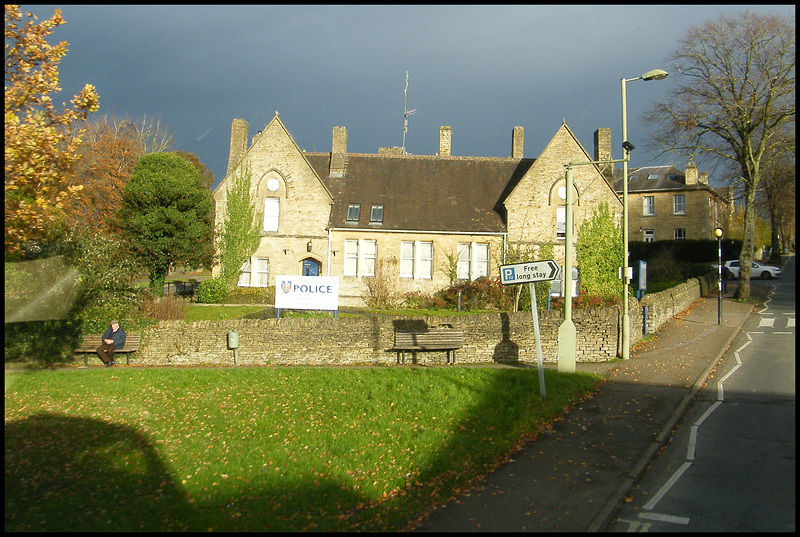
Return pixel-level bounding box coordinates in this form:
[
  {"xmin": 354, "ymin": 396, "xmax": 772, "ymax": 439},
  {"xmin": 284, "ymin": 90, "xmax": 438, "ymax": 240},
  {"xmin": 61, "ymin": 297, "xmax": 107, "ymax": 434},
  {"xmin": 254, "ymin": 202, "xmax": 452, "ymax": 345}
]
[{"xmin": 275, "ymin": 276, "xmax": 339, "ymax": 311}]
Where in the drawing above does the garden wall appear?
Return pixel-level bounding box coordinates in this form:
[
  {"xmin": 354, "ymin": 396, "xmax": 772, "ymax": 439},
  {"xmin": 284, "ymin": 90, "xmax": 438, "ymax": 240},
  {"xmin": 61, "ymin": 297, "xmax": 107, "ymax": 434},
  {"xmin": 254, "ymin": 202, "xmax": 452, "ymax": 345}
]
[{"xmin": 134, "ymin": 273, "xmax": 716, "ymax": 367}]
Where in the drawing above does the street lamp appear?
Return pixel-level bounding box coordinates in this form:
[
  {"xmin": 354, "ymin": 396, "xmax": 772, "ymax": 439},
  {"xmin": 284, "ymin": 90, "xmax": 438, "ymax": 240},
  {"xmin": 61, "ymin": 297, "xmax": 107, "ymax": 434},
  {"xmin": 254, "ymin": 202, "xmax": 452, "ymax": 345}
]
[
  {"xmin": 714, "ymin": 227, "xmax": 724, "ymax": 325},
  {"xmin": 621, "ymin": 68, "xmax": 668, "ymax": 360}
]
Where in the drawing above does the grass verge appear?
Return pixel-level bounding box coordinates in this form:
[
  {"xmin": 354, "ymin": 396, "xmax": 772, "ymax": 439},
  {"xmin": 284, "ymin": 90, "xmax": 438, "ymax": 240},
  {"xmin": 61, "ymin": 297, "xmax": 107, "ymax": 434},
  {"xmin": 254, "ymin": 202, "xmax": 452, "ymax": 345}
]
[{"xmin": 5, "ymin": 366, "xmax": 600, "ymax": 531}]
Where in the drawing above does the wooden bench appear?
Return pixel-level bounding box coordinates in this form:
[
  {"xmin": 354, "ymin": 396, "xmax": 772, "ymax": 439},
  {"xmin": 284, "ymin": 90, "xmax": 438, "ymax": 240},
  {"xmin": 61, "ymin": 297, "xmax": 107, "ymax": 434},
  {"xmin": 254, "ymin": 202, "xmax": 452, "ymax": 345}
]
[
  {"xmin": 389, "ymin": 328, "xmax": 463, "ymax": 365},
  {"xmin": 74, "ymin": 333, "xmax": 141, "ymax": 367}
]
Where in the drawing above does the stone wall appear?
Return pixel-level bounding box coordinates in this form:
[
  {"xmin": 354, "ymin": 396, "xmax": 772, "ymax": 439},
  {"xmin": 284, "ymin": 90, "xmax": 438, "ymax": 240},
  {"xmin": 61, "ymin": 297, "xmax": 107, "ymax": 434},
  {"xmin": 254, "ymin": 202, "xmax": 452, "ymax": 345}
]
[{"xmin": 131, "ymin": 273, "xmax": 716, "ymax": 367}]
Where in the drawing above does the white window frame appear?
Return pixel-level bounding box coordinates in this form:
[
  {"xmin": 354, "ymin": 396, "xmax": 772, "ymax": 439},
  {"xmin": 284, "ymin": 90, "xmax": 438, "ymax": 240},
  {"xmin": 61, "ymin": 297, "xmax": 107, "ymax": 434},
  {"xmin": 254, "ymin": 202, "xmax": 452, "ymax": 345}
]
[
  {"xmin": 400, "ymin": 241, "xmax": 433, "ymax": 279},
  {"xmin": 253, "ymin": 258, "xmax": 269, "ymax": 287},
  {"xmin": 457, "ymin": 242, "xmax": 489, "ymax": 281},
  {"xmin": 237, "ymin": 257, "xmax": 270, "ymax": 287},
  {"xmin": 674, "ymin": 228, "xmax": 687, "ymax": 241},
  {"xmin": 238, "ymin": 258, "xmax": 251, "ymax": 286},
  {"xmin": 343, "ymin": 239, "xmax": 377, "ymax": 278},
  {"xmin": 400, "ymin": 241, "xmax": 415, "ymax": 278},
  {"xmin": 363, "ymin": 240, "xmax": 377, "ymax": 277},
  {"xmin": 263, "ymin": 198, "xmax": 279, "ymax": 231},
  {"xmin": 344, "ymin": 239, "xmax": 359, "ymax": 276},
  {"xmin": 643, "ymin": 229, "xmax": 655, "ymax": 243},
  {"xmin": 643, "ymin": 196, "xmax": 655, "ymax": 216},
  {"xmin": 673, "ymin": 194, "xmax": 686, "ymax": 215},
  {"xmin": 418, "ymin": 241, "xmax": 433, "ymax": 279}
]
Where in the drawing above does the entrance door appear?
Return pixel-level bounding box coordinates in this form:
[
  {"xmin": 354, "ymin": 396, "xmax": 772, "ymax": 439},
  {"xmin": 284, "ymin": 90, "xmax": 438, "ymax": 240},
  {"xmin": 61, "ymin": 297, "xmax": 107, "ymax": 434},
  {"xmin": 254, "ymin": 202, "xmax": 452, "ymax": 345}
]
[{"xmin": 302, "ymin": 258, "xmax": 321, "ymax": 276}]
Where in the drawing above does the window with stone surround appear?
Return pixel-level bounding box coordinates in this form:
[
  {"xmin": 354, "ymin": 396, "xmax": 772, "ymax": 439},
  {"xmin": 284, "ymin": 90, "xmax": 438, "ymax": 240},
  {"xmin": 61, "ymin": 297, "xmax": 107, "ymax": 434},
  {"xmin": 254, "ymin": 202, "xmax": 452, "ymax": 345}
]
[
  {"xmin": 400, "ymin": 241, "xmax": 433, "ymax": 279},
  {"xmin": 673, "ymin": 194, "xmax": 686, "ymax": 215},
  {"xmin": 643, "ymin": 196, "xmax": 655, "ymax": 216},
  {"xmin": 263, "ymin": 198, "xmax": 279, "ymax": 231}
]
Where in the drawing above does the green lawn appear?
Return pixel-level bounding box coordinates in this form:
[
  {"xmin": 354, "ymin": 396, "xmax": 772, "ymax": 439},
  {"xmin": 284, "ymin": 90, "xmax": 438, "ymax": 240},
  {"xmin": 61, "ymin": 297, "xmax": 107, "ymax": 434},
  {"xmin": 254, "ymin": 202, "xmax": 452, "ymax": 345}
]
[{"xmin": 5, "ymin": 367, "xmax": 601, "ymax": 531}]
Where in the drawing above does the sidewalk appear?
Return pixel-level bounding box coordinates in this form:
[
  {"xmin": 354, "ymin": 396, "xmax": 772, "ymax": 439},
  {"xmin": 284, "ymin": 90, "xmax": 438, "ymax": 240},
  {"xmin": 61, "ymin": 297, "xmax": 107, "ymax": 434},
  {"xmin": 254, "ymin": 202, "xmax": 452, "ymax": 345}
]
[{"xmin": 414, "ymin": 283, "xmax": 756, "ymax": 532}]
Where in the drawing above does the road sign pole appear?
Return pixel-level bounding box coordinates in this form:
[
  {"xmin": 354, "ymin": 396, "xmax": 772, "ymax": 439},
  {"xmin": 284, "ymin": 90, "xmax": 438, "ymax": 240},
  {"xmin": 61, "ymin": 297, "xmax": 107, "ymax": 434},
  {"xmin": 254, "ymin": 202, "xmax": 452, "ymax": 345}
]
[{"xmin": 529, "ymin": 282, "xmax": 546, "ymax": 398}]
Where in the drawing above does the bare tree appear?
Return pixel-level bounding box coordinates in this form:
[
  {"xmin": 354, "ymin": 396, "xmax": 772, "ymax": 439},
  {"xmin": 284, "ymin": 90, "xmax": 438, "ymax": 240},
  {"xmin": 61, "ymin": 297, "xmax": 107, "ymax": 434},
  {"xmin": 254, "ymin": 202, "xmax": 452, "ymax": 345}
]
[
  {"xmin": 645, "ymin": 11, "xmax": 795, "ymax": 299},
  {"xmin": 759, "ymin": 145, "xmax": 796, "ymax": 261}
]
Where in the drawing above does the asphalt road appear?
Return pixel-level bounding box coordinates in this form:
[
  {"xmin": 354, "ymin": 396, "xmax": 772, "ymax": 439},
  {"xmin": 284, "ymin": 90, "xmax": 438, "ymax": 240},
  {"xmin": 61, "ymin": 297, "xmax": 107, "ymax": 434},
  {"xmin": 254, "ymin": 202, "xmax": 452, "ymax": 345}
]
[{"xmin": 608, "ymin": 256, "xmax": 796, "ymax": 532}]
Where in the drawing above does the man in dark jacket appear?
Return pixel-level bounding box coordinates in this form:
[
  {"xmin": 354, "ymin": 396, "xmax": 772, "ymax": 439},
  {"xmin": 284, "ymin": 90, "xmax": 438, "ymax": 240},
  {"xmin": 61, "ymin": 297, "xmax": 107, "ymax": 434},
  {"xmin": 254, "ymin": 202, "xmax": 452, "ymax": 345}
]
[{"xmin": 97, "ymin": 319, "xmax": 126, "ymax": 367}]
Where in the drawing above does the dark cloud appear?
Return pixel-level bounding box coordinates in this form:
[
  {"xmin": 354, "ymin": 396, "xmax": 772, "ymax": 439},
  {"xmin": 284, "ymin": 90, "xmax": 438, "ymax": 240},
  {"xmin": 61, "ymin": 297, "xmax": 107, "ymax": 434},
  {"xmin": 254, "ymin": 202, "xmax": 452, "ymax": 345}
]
[{"xmin": 22, "ymin": 5, "xmax": 795, "ymax": 189}]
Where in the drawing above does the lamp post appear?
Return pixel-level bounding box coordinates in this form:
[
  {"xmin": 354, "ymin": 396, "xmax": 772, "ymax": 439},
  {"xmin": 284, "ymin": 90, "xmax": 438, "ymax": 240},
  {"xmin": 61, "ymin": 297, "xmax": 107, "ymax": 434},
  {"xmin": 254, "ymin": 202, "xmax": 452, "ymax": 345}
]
[
  {"xmin": 620, "ymin": 68, "xmax": 668, "ymax": 360},
  {"xmin": 714, "ymin": 227, "xmax": 723, "ymax": 325}
]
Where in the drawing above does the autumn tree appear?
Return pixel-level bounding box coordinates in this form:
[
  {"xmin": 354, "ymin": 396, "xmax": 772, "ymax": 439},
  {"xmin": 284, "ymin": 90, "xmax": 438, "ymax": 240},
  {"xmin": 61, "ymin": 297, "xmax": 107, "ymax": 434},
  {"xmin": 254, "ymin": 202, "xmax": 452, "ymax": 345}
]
[
  {"xmin": 5, "ymin": 5, "xmax": 100, "ymax": 257},
  {"xmin": 645, "ymin": 11, "xmax": 795, "ymax": 299},
  {"xmin": 116, "ymin": 153, "xmax": 214, "ymax": 295},
  {"xmin": 57, "ymin": 114, "xmax": 178, "ymax": 235}
]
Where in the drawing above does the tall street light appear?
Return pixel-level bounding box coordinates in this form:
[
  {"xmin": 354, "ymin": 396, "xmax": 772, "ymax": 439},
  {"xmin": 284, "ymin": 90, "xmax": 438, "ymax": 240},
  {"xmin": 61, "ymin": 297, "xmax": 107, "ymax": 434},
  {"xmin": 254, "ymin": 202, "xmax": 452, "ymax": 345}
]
[
  {"xmin": 621, "ymin": 68, "xmax": 668, "ymax": 360},
  {"xmin": 714, "ymin": 227, "xmax": 724, "ymax": 325}
]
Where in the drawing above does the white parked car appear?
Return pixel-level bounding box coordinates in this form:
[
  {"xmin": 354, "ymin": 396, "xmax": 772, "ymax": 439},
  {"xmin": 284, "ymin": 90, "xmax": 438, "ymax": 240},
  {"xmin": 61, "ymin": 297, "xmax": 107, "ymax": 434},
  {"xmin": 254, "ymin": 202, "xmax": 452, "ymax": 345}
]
[{"xmin": 724, "ymin": 260, "xmax": 782, "ymax": 280}]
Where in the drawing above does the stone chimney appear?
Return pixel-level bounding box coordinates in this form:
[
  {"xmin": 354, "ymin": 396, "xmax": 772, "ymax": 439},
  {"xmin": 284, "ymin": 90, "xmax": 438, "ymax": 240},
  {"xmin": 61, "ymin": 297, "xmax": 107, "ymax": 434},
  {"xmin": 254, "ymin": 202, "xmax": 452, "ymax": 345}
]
[
  {"xmin": 439, "ymin": 126, "xmax": 452, "ymax": 157},
  {"xmin": 227, "ymin": 119, "xmax": 250, "ymax": 176},
  {"xmin": 511, "ymin": 126, "xmax": 524, "ymax": 158},
  {"xmin": 594, "ymin": 128, "xmax": 613, "ymax": 181},
  {"xmin": 699, "ymin": 171, "xmax": 708, "ymax": 185},
  {"xmin": 685, "ymin": 163, "xmax": 698, "ymax": 185},
  {"xmin": 329, "ymin": 126, "xmax": 347, "ymax": 177}
]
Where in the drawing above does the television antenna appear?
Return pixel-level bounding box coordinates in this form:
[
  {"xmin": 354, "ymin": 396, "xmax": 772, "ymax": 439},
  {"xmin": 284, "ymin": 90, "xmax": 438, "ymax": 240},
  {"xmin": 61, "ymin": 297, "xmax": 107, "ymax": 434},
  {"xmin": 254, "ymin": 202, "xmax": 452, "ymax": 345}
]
[{"xmin": 402, "ymin": 71, "xmax": 416, "ymax": 154}]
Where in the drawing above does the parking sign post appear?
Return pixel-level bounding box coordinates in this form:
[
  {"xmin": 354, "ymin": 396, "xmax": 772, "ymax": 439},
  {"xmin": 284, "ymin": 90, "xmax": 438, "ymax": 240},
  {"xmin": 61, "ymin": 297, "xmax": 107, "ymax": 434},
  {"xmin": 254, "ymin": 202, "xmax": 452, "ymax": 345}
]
[{"xmin": 500, "ymin": 260, "xmax": 561, "ymax": 399}]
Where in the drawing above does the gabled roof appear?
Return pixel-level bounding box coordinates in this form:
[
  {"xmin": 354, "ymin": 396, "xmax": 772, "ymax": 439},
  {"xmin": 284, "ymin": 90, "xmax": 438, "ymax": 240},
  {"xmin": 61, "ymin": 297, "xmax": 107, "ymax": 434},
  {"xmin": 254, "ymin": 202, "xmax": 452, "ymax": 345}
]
[{"xmin": 303, "ymin": 153, "xmax": 535, "ymax": 233}]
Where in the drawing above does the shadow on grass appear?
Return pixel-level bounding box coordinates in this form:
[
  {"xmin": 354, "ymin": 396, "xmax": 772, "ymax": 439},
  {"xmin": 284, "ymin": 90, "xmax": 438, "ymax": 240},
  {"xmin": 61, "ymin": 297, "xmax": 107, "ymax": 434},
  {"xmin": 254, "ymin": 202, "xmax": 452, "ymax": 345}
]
[{"xmin": 4, "ymin": 413, "xmax": 197, "ymax": 531}]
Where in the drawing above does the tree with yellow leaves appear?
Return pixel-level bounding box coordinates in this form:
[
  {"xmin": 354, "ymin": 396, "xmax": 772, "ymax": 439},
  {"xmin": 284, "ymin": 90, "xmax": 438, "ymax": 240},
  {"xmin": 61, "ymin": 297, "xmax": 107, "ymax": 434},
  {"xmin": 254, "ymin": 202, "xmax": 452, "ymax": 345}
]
[{"xmin": 5, "ymin": 5, "xmax": 100, "ymax": 257}]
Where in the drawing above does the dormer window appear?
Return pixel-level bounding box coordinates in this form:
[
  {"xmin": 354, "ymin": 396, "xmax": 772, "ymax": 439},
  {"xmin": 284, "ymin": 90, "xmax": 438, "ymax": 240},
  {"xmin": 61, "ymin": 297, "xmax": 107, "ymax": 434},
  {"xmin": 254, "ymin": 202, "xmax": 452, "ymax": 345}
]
[
  {"xmin": 346, "ymin": 204, "xmax": 360, "ymax": 223},
  {"xmin": 370, "ymin": 205, "xmax": 384, "ymax": 224},
  {"xmin": 647, "ymin": 173, "xmax": 660, "ymax": 180}
]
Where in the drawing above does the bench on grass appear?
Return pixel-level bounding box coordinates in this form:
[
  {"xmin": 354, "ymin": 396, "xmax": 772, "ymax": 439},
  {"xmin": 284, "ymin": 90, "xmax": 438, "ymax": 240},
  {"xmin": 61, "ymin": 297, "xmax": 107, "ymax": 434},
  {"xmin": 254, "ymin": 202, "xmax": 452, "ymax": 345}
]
[
  {"xmin": 74, "ymin": 333, "xmax": 141, "ymax": 367},
  {"xmin": 389, "ymin": 327, "xmax": 463, "ymax": 365}
]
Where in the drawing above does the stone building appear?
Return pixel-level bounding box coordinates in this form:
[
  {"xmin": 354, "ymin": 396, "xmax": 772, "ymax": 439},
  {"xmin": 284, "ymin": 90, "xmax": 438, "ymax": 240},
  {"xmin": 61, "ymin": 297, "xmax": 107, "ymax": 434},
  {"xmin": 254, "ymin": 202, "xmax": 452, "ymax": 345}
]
[
  {"xmin": 212, "ymin": 113, "xmax": 623, "ymax": 306},
  {"xmin": 611, "ymin": 163, "xmax": 732, "ymax": 242}
]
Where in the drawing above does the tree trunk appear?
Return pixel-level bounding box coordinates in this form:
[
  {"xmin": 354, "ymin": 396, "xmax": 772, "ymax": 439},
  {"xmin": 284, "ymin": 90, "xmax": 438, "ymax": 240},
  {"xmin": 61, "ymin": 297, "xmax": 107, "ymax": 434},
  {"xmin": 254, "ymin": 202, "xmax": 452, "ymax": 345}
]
[
  {"xmin": 734, "ymin": 184, "xmax": 758, "ymax": 300},
  {"xmin": 770, "ymin": 207, "xmax": 783, "ymax": 263}
]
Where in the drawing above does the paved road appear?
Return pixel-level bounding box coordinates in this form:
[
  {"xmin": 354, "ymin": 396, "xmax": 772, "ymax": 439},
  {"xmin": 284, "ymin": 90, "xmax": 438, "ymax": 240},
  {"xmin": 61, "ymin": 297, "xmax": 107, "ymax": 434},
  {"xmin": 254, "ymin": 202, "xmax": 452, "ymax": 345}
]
[{"xmin": 609, "ymin": 257, "xmax": 796, "ymax": 532}]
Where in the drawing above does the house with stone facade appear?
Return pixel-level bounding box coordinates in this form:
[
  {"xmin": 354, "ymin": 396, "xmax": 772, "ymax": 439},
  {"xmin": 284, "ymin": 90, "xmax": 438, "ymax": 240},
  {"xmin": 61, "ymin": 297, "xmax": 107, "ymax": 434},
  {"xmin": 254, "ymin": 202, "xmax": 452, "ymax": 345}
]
[
  {"xmin": 611, "ymin": 164, "xmax": 732, "ymax": 242},
  {"xmin": 212, "ymin": 113, "xmax": 623, "ymax": 306}
]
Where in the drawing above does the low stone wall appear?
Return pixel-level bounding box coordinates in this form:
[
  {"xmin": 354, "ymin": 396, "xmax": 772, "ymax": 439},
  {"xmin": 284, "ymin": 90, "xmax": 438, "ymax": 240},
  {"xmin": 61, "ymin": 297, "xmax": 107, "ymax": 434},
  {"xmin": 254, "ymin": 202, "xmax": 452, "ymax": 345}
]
[{"xmin": 133, "ymin": 273, "xmax": 716, "ymax": 367}]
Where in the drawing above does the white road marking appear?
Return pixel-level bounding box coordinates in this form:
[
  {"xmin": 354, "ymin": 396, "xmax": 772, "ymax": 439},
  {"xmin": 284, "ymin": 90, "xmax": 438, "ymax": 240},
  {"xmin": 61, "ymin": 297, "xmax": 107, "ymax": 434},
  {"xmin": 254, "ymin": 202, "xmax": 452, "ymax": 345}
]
[
  {"xmin": 758, "ymin": 317, "xmax": 776, "ymax": 328},
  {"xmin": 639, "ymin": 512, "xmax": 691, "ymax": 525},
  {"xmin": 643, "ymin": 461, "xmax": 693, "ymax": 511}
]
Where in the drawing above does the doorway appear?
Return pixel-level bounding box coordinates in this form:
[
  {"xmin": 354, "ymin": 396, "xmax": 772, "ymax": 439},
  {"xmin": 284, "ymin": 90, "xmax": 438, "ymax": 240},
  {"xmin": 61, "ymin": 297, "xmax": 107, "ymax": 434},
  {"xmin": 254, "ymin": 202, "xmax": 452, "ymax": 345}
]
[{"xmin": 302, "ymin": 258, "xmax": 321, "ymax": 276}]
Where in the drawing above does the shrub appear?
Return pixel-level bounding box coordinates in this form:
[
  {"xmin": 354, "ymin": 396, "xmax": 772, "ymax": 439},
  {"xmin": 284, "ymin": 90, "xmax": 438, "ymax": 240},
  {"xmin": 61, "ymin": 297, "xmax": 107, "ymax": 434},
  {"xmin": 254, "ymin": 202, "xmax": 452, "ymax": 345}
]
[
  {"xmin": 196, "ymin": 278, "xmax": 229, "ymax": 304},
  {"xmin": 226, "ymin": 286, "xmax": 274, "ymax": 305},
  {"xmin": 138, "ymin": 291, "xmax": 189, "ymax": 320}
]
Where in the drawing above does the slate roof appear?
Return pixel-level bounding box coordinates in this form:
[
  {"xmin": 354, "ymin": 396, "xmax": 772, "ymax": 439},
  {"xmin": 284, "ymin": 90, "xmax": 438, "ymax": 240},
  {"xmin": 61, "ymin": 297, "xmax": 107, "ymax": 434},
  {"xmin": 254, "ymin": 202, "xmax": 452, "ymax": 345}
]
[
  {"xmin": 303, "ymin": 153, "xmax": 535, "ymax": 233},
  {"xmin": 612, "ymin": 165, "xmax": 688, "ymax": 192}
]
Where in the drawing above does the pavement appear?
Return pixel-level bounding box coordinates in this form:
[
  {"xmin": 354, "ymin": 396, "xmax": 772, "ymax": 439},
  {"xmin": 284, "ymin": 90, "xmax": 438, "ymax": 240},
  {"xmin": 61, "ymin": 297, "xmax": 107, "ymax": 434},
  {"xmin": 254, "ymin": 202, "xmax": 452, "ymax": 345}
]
[{"xmin": 414, "ymin": 278, "xmax": 762, "ymax": 532}]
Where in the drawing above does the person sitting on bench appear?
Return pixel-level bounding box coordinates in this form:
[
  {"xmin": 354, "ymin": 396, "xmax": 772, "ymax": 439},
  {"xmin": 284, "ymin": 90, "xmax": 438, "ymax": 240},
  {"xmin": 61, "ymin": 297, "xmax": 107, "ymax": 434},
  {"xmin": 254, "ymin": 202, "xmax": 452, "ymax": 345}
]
[{"xmin": 97, "ymin": 319, "xmax": 126, "ymax": 367}]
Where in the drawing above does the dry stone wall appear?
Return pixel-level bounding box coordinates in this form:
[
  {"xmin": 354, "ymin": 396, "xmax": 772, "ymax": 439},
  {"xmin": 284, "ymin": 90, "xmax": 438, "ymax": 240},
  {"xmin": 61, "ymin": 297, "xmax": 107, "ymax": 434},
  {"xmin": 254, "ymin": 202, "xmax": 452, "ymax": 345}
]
[{"xmin": 133, "ymin": 273, "xmax": 715, "ymax": 367}]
